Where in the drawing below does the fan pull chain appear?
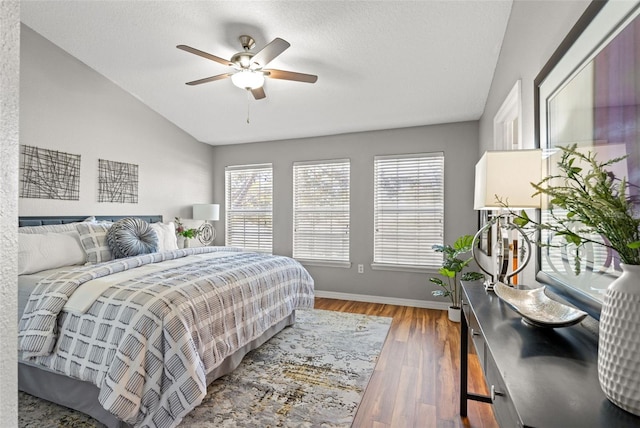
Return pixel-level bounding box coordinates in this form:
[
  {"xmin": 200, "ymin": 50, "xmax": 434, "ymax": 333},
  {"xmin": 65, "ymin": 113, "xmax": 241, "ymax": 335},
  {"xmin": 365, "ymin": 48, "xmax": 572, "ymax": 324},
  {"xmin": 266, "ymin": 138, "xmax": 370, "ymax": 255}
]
[{"xmin": 246, "ymin": 89, "xmax": 251, "ymax": 124}]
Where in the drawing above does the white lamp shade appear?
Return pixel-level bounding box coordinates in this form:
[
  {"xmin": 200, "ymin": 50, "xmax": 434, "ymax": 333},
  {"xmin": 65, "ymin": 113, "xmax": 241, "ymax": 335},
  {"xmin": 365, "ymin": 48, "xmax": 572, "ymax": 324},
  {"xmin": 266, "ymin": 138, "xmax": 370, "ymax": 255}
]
[
  {"xmin": 474, "ymin": 149, "xmax": 542, "ymax": 210},
  {"xmin": 193, "ymin": 204, "xmax": 220, "ymax": 221}
]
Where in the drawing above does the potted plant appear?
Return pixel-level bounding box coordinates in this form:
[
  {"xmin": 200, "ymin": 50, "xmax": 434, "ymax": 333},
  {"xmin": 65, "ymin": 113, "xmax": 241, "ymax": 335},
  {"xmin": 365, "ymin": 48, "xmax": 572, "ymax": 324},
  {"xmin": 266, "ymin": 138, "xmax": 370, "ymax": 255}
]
[
  {"xmin": 429, "ymin": 235, "xmax": 484, "ymax": 322},
  {"xmin": 508, "ymin": 144, "xmax": 640, "ymax": 416},
  {"xmin": 175, "ymin": 217, "xmax": 200, "ymax": 248}
]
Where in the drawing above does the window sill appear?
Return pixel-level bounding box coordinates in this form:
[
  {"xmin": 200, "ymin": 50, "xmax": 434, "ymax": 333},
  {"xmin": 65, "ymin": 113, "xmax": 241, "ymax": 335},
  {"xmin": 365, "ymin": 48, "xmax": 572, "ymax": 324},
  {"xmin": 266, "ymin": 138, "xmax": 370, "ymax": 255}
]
[
  {"xmin": 370, "ymin": 263, "xmax": 438, "ymax": 274},
  {"xmin": 296, "ymin": 259, "xmax": 352, "ymax": 269}
]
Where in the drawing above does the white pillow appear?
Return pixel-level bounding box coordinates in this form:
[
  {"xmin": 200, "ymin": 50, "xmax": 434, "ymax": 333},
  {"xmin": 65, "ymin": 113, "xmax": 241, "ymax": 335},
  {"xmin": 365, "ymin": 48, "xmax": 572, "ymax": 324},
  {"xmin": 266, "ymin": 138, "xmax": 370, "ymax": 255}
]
[
  {"xmin": 150, "ymin": 221, "xmax": 179, "ymax": 251},
  {"xmin": 18, "ymin": 231, "xmax": 87, "ymax": 275},
  {"xmin": 76, "ymin": 222, "xmax": 113, "ymax": 264}
]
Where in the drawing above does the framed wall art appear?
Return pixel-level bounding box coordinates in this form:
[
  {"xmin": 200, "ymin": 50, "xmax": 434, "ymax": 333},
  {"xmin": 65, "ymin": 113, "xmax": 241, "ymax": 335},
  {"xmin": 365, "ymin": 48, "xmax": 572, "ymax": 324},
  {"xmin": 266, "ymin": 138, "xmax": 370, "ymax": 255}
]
[
  {"xmin": 19, "ymin": 145, "xmax": 81, "ymax": 200},
  {"xmin": 98, "ymin": 159, "xmax": 139, "ymax": 203}
]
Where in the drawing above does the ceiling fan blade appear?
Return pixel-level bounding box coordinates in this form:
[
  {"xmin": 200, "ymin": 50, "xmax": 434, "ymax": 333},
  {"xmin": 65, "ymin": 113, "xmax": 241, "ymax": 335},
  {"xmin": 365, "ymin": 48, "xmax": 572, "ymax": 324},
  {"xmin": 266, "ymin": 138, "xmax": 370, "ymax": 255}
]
[
  {"xmin": 176, "ymin": 45, "xmax": 233, "ymax": 67},
  {"xmin": 251, "ymin": 38, "xmax": 290, "ymax": 68},
  {"xmin": 264, "ymin": 69, "xmax": 318, "ymax": 84},
  {"xmin": 185, "ymin": 73, "xmax": 232, "ymax": 86},
  {"xmin": 251, "ymin": 87, "xmax": 266, "ymax": 100}
]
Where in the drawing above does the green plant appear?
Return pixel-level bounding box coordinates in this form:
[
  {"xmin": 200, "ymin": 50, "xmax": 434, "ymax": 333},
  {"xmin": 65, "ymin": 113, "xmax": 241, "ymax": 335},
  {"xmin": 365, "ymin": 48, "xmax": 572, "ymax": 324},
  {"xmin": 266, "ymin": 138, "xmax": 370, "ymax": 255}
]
[
  {"xmin": 510, "ymin": 144, "xmax": 640, "ymax": 273},
  {"xmin": 174, "ymin": 217, "xmax": 200, "ymax": 239},
  {"xmin": 429, "ymin": 235, "xmax": 483, "ymax": 308}
]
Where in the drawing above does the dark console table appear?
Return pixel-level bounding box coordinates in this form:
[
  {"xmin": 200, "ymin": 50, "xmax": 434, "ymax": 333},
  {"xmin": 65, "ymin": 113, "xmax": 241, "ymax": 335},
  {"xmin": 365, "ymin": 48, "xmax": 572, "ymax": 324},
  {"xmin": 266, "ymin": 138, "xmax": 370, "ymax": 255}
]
[{"xmin": 459, "ymin": 281, "xmax": 640, "ymax": 427}]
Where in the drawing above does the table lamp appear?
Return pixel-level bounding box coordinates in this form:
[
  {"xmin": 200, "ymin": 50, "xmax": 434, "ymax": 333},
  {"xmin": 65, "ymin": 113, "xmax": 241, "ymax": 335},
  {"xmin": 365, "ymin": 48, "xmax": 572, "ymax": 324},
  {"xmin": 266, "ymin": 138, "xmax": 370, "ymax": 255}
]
[
  {"xmin": 472, "ymin": 149, "xmax": 542, "ymax": 289},
  {"xmin": 193, "ymin": 203, "xmax": 220, "ymax": 245}
]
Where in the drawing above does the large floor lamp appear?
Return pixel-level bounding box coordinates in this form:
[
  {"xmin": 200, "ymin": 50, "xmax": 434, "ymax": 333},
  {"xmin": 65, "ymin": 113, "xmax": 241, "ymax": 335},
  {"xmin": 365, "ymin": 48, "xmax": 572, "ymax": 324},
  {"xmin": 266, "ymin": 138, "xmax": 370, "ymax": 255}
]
[{"xmin": 472, "ymin": 149, "xmax": 542, "ymax": 290}]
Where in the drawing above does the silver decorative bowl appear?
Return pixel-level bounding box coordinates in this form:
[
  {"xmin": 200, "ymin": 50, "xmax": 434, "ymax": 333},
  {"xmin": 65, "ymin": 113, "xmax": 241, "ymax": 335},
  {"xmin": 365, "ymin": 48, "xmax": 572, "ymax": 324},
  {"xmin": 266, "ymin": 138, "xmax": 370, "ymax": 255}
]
[{"xmin": 493, "ymin": 282, "xmax": 588, "ymax": 328}]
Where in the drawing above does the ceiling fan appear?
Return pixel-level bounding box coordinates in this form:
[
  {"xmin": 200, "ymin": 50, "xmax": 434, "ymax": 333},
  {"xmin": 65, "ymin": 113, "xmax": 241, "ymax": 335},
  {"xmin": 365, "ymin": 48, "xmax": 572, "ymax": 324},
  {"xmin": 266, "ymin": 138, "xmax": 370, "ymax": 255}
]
[{"xmin": 177, "ymin": 35, "xmax": 318, "ymax": 100}]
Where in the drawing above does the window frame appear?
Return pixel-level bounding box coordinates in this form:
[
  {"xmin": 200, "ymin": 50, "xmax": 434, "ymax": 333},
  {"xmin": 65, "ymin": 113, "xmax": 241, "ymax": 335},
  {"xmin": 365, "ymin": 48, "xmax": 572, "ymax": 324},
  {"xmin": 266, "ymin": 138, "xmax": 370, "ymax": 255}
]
[
  {"xmin": 372, "ymin": 152, "xmax": 445, "ymax": 272},
  {"xmin": 224, "ymin": 163, "xmax": 273, "ymax": 254},
  {"xmin": 292, "ymin": 158, "xmax": 351, "ymax": 268}
]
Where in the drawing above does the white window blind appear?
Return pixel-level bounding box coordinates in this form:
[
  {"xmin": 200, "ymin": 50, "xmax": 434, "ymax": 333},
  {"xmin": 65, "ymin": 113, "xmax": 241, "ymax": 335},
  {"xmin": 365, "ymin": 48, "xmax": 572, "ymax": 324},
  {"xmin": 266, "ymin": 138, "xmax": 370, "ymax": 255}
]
[
  {"xmin": 293, "ymin": 159, "xmax": 350, "ymax": 262},
  {"xmin": 373, "ymin": 152, "xmax": 444, "ymax": 268},
  {"xmin": 225, "ymin": 164, "xmax": 273, "ymax": 253}
]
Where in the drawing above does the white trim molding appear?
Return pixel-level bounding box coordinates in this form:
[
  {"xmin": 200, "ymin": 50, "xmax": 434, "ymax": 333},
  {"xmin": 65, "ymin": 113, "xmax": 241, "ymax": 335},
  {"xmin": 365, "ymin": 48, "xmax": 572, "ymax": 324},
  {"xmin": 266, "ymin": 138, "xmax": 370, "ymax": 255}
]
[
  {"xmin": 493, "ymin": 80, "xmax": 522, "ymax": 150},
  {"xmin": 299, "ymin": 260, "xmax": 352, "ymax": 269},
  {"xmin": 314, "ymin": 290, "xmax": 450, "ymax": 311}
]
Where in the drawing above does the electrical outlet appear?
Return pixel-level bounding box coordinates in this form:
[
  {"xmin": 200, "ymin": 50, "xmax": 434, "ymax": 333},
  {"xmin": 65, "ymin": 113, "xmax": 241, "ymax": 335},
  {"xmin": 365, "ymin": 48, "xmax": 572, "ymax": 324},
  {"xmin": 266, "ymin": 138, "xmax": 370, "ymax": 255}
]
[{"xmin": 357, "ymin": 264, "xmax": 364, "ymax": 274}]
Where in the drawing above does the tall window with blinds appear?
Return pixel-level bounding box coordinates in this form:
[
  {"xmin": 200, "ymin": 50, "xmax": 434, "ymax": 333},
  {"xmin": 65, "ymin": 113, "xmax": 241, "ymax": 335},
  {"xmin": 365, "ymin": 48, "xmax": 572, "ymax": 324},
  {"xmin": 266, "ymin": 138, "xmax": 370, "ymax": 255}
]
[
  {"xmin": 373, "ymin": 153, "xmax": 444, "ymax": 269},
  {"xmin": 293, "ymin": 159, "xmax": 350, "ymax": 264},
  {"xmin": 225, "ymin": 164, "xmax": 273, "ymax": 253}
]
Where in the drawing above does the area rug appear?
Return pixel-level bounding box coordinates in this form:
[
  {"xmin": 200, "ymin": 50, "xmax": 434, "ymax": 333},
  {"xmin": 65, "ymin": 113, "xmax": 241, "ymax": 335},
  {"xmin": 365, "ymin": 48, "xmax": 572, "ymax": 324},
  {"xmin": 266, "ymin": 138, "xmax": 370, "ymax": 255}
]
[{"xmin": 18, "ymin": 309, "xmax": 392, "ymax": 427}]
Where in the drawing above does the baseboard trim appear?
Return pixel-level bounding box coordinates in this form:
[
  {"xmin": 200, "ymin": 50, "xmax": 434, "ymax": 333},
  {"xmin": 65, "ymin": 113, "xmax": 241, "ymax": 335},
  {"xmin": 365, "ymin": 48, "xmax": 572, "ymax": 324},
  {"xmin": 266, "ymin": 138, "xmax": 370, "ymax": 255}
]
[{"xmin": 314, "ymin": 290, "xmax": 449, "ymax": 311}]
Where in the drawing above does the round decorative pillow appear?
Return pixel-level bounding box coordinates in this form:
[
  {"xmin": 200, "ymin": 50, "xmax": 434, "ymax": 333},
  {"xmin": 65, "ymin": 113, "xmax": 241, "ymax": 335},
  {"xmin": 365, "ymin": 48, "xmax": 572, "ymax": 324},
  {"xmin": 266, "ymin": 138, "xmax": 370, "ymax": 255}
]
[{"xmin": 107, "ymin": 217, "xmax": 158, "ymax": 259}]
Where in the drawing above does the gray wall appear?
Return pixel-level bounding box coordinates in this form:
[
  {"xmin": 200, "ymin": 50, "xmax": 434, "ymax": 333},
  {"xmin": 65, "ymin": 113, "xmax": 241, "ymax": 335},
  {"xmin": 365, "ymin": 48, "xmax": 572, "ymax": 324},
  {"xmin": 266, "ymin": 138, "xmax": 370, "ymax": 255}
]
[
  {"xmin": 478, "ymin": 0, "xmax": 590, "ymax": 284},
  {"xmin": 20, "ymin": 25, "xmax": 216, "ymax": 221},
  {"xmin": 1, "ymin": 2, "xmax": 19, "ymax": 425},
  {"xmin": 212, "ymin": 122, "xmax": 479, "ymax": 305}
]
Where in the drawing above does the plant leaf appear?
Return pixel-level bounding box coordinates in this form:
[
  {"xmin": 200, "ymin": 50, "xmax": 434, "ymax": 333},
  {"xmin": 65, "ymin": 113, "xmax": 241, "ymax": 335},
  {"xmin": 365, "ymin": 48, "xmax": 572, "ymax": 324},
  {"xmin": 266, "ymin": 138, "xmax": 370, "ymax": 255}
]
[
  {"xmin": 439, "ymin": 267, "xmax": 455, "ymax": 278},
  {"xmin": 513, "ymin": 211, "xmax": 529, "ymax": 228},
  {"xmin": 453, "ymin": 234, "xmax": 474, "ymax": 252},
  {"xmin": 429, "ymin": 277, "xmax": 445, "ymax": 286}
]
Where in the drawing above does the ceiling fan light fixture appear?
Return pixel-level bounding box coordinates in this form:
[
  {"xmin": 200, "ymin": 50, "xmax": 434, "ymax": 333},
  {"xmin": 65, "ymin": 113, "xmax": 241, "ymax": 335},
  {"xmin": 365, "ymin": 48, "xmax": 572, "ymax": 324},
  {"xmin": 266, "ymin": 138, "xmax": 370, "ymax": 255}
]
[
  {"xmin": 178, "ymin": 35, "xmax": 317, "ymax": 100},
  {"xmin": 231, "ymin": 70, "xmax": 265, "ymax": 90}
]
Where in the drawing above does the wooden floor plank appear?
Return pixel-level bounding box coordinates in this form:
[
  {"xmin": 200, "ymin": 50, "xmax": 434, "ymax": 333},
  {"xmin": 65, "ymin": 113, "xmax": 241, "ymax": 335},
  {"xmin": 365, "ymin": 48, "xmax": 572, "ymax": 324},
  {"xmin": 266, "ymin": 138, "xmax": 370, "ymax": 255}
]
[
  {"xmin": 415, "ymin": 402, "xmax": 437, "ymax": 427},
  {"xmin": 314, "ymin": 297, "xmax": 498, "ymax": 428},
  {"xmin": 390, "ymin": 364, "xmax": 419, "ymax": 426},
  {"xmin": 355, "ymin": 370, "xmax": 385, "ymax": 426}
]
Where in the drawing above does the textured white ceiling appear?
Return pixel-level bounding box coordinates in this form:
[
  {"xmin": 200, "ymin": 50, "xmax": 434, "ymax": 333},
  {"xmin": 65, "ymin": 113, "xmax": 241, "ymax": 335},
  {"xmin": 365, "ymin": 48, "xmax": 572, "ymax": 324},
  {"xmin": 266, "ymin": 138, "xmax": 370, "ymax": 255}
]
[{"xmin": 21, "ymin": 1, "xmax": 512, "ymax": 146}]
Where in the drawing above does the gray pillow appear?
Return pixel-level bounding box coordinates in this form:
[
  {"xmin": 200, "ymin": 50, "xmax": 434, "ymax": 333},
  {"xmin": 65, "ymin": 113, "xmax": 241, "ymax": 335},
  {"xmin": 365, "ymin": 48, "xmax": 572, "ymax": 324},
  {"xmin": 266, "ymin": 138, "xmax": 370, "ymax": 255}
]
[
  {"xmin": 77, "ymin": 222, "xmax": 113, "ymax": 264},
  {"xmin": 107, "ymin": 217, "xmax": 158, "ymax": 259}
]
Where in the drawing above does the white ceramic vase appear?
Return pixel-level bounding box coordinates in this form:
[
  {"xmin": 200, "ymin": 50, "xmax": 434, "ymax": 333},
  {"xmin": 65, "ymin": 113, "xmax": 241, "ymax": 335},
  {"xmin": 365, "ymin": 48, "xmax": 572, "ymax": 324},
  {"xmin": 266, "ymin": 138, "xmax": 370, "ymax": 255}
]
[
  {"xmin": 598, "ymin": 263, "xmax": 640, "ymax": 416},
  {"xmin": 448, "ymin": 306, "xmax": 461, "ymax": 323}
]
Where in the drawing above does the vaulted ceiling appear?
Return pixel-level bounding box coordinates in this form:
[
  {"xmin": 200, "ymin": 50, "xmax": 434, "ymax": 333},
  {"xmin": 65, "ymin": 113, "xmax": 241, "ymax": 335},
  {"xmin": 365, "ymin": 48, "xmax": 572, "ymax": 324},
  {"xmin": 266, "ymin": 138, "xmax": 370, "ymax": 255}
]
[{"xmin": 21, "ymin": 1, "xmax": 513, "ymax": 145}]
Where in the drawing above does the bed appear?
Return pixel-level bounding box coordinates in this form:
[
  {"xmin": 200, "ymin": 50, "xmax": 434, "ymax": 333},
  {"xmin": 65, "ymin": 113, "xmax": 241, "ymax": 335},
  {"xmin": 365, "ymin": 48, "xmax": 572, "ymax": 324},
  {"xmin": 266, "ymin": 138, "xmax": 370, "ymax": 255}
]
[{"xmin": 17, "ymin": 215, "xmax": 315, "ymax": 428}]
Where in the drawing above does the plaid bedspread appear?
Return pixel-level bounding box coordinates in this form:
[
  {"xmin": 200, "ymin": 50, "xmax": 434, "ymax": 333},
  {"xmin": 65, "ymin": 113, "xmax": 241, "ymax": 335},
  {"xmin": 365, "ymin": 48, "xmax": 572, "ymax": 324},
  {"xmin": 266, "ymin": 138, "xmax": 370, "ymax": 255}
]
[{"xmin": 18, "ymin": 247, "xmax": 314, "ymax": 428}]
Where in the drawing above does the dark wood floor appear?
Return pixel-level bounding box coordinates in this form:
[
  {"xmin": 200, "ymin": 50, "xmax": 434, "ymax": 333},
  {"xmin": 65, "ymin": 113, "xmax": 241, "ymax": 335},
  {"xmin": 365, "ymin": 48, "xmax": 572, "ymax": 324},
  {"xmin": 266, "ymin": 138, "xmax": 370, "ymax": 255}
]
[{"xmin": 314, "ymin": 298, "xmax": 498, "ymax": 428}]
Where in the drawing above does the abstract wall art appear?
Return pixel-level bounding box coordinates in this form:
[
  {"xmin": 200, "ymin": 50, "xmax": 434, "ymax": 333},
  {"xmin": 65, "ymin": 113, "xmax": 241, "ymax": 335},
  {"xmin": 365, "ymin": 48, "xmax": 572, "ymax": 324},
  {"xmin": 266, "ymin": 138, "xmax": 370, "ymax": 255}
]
[
  {"xmin": 98, "ymin": 159, "xmax": 139, "ymax": 203},
  {"xmin": 19, "ymin": 145, "xmax": 81, "ymax": 200}
]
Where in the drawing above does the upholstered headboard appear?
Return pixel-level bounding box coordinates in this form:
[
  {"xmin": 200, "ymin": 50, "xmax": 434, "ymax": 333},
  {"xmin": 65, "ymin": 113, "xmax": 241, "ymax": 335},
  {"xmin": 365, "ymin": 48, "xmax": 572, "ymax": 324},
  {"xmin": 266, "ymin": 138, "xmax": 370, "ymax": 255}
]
[{"xmin": 19, "ymin": 215, "xmax": 163, "ymax": 227}]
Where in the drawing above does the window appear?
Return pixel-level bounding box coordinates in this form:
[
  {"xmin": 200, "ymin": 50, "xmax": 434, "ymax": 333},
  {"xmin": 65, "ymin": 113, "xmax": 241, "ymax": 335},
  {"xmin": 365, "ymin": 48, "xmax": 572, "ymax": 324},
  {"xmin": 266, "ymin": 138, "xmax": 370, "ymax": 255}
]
[
  {"xmin": 373, "ymin": 152, "xmax": 444, "ymax": 269},
  {"xmin": 293, "ymin": 159, "xmax": 350, "ymax": 265},
  {"xmin": 225, "ymin": 164, "xmax": 273, "ymax": 253}
]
